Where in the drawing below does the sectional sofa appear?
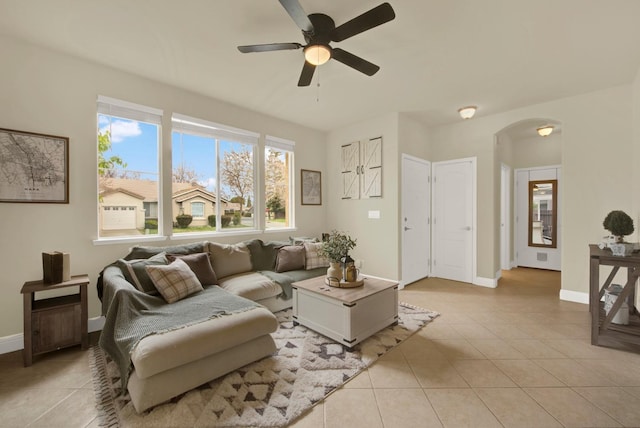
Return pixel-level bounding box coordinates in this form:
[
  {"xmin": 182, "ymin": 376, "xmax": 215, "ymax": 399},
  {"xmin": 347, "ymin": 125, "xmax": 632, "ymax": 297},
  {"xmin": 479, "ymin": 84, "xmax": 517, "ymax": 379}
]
[{"xmin": 98, "ymin": 238, "xmax": 327, "ymax": 412}]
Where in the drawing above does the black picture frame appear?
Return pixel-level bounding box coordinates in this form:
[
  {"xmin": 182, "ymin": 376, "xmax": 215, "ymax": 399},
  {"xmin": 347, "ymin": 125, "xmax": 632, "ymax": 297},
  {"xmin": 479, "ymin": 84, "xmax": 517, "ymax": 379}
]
[
  {"xmin": 301, "ymin": 169, "xmax": 321, "ymax": 205},
  {"xmin": 0, "ymin": 128, "xmax": 69, "ymax": 203}
]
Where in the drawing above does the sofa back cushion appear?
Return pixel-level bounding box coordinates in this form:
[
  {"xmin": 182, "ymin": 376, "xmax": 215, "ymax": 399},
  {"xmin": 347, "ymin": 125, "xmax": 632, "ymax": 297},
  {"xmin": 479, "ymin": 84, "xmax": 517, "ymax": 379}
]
[
  {"xmin": 166, "ymin": 252, "xmax": 218, "ymax": 285},
  {"xmin": 126, "ymin": 241, "xmax": 207, "ymax": 260},
  {"xmin": 117, "ymin": 252, "xmax": 168, "ymax": 294},
  {"xmin": 275, "ymin": 245, "xmax": 306, "ymax": 273},
  {"xmin": 208, "ymin": 242, "xmax": 252, "ymax": 279},
  {"xmin": 245, "ymin": 239, "xmax": 286, "ymax": 271}
]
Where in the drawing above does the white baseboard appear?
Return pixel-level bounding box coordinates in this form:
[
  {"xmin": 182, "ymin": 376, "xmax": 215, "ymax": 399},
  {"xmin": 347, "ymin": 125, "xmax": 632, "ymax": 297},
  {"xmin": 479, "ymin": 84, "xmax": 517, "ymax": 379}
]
[
  {"xmin": 0, "ymin": 334, "xmax": 24, "ymax": 355},
  {"xmin": 0, "ymin": 316, "xmax": 105, "ymax": 355},
  {"xmin": 474, "ymin": 276, "xmax": 498, "ymax": 288},
  {"xmin": 559, "ymin": 289, "xmax": 589, "ymax": 305}
]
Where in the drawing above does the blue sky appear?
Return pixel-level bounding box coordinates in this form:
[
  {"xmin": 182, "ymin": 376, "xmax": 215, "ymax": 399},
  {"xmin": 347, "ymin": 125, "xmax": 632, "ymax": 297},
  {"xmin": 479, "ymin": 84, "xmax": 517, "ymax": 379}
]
[{"xmin": 99, "ymin": 115, "xmax": 246, "ymax": 192}]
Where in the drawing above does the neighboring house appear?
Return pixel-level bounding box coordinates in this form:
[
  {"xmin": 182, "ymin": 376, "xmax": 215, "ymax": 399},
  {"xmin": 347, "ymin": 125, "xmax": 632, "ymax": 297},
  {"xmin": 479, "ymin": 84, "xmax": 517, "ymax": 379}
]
[{"xmin": 99, "ymin": 178, "xmax": 231, "ymax": 231}]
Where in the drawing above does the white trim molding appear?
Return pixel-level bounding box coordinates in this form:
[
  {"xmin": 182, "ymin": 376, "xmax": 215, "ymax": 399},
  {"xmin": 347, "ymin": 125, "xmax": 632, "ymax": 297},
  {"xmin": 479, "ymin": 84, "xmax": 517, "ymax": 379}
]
[
  {"xmin": 559, "ymin": 289, "xmax": 589, "ymax": 305},
  {"xmin": 474, "ymin": 276, "xmax": 498, "ymax": 288}
]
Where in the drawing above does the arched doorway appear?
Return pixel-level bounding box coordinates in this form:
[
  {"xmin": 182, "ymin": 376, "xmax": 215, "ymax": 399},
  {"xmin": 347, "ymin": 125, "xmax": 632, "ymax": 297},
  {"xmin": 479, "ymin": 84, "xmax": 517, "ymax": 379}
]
[{"xmin": 495, "ymin": 118, "xmax": 563, "ymax": 272}]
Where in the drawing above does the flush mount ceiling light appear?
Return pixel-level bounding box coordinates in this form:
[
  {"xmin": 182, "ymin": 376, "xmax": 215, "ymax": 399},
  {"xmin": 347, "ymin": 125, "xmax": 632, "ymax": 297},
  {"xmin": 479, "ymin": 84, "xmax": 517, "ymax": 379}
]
[
  {"xmin": 537, "ymin": 125, "xmax": 554, "ymax": 137},
  {"xmin": 458, "ymin": 106, "xmax": 477, "ymax": 119},
  {"xmin": 304, "ymin": 44, "xmax": 331, "ymax": 66}
]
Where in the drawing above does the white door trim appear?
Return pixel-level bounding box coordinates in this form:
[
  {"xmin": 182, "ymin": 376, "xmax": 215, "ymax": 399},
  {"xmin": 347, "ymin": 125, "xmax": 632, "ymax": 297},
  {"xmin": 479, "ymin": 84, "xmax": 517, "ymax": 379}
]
[
  {"xmin": 431, "ymin": 157, "xmax": 477, "ymax": 285},
  {"xmin": 500, "ymin": 163, "xmax": 511, "ymax": 270}
]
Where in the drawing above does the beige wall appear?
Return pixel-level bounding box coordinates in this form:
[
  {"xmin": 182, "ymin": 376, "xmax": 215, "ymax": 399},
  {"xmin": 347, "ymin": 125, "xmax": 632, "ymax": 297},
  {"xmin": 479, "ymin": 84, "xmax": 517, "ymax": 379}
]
[
  {"xmin": 0, "ymin": 35, "xmax": 326, "ymax": 339},
  {"xmin": 326, "ymin": 113, "xmax": 401, "ymax": 280},
  {"xmin": 511, "ymin": 133, "xmax": 562, "ymax": 169}
]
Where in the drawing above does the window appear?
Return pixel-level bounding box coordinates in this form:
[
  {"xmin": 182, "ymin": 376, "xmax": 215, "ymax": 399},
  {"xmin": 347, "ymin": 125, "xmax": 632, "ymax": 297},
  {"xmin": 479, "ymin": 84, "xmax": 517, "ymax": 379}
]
[
  {"xmin": 265, "ymin": 136, "xmax": 294, "ymax": 229},
  {"xmin": 172, "ymin": 114, "xmax": 258, "ymax": 233},
  {"xmin": 191, "ymin": 202, "xmax": 205, "ymax": 218},
  {"xmin": 97, "ymin": 96, "xmax": 162, "ymax": 238}
]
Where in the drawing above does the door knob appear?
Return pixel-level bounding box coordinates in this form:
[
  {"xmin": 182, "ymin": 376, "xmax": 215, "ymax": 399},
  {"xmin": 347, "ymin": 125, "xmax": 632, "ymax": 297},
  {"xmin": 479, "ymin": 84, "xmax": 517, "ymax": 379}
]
[
  {"xmin": 463, "ymin": 226, "xmax": 471, "ymax": 231},
  {"xmin": 404, "ymin": 226, "xmax": 412, "ymax": 231}
]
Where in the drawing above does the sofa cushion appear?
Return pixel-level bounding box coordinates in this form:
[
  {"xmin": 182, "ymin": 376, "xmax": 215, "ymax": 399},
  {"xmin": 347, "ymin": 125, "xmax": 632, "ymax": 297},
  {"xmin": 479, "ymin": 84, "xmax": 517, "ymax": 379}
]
[
  {"xmin": 218, "ymin": 272, "xmax": 282, "ymax": 301},
  {"xmin": 127, "ymin": 241, "xmax": 207, "ymax": 260},
  {"xmin": 275, "ymin": 245, "xmax": 306, "ymax": 272},
  {"xmin": 304, "ymin": 242, "xmax": 330, "ymax": 270},
  {"xmin": 208, "ymin": 242, "xmax": 252, "ymax": 279},
  {"xmin": 167, "ymin": 252, "xmax": 218, "ymax": 286},
  {"xmin": 117, "ymin": 252, "xmax": 168, "ymax": 294},
  {"xmin": 146, "ymin": 258, "xmax": 204, "ymax": 303},
  {"xmin": 245, "ymin": 239, "xmax": 286, "ymax": 271},
  {"xmin": 130, "ymin": 306, "xmax": 278, "ymax": 380}
]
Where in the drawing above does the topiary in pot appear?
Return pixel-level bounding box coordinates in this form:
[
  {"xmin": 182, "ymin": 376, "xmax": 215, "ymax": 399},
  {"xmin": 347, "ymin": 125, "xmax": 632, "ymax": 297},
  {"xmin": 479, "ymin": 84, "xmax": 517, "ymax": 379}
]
[
  {"xmin": 603, "ymin": 210, "xmax": 635, "ymax": 256},
  {"xmin": 603, "ymin": 210, "xmax": 634, "ymax": 243}
]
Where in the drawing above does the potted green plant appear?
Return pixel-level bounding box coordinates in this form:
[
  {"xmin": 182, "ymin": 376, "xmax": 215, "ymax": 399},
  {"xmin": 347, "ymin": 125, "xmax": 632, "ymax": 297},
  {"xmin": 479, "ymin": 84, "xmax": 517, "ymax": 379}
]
[
  {"xmin": 318, "ymin": 230, "xmax": 356, "ymax": 282},
  {"xmin": 603, "ymin": 210, "xmax": 635, "ymax": 256}
]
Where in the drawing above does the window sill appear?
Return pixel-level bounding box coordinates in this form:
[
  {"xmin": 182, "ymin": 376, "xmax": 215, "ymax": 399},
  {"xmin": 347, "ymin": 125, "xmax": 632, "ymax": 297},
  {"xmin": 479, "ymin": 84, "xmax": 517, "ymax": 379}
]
[
  {"xmin": 170, "ymin": 229, "xmax": 262, "ymax": 241},
  {"xmin": 263, "ymin": 227, "xmax": 297, "ymax": 234},
  {"xmin": 92, "ymin": 235, "xmax": 168, "ymax": 246}
]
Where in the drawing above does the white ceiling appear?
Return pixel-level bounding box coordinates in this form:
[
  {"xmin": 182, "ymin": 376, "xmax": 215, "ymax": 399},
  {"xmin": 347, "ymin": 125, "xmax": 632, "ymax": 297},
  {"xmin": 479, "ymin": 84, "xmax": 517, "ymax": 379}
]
[{"xmin": 1, "ymin": 0, "xmax": 640, "ymax": 132}]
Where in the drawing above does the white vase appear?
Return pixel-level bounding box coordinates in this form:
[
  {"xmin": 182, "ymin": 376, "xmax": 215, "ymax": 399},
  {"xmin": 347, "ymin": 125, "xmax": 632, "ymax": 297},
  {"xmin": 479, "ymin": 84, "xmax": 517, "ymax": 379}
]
[{"xmin": 327, "ymin": 262, "xmax": 343, "ymax": 282}]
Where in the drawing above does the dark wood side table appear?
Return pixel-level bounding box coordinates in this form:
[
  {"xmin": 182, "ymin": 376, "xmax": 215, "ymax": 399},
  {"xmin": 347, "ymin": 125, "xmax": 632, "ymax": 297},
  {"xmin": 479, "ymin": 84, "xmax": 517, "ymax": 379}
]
[
  {"xmin": 20, "ymin": 274, "xmax": 89, "ymax": 366},
  {"xmin": 589, "ymin": 245, "xmax": 640, "ymax": 352}
]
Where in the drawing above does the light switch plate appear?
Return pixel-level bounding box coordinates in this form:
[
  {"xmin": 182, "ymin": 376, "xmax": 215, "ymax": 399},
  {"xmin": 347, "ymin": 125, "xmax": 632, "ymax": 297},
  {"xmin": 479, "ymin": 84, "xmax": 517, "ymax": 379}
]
[{"xmin": 368, "ymin": 210, "xmax": 380, "ymax": 219}]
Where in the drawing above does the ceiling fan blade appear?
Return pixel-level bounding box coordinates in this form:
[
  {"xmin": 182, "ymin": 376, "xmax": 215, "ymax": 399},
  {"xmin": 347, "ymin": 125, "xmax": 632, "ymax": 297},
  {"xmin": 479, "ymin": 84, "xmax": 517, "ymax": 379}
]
[
  {"xmin": 331, "ymin": 48, "xmax": 380, "ymax": 76},
  {"xmin": 298, "ymin": 61, "xmax": 316, "ymax": 86},
  {"xmin": 330, "ymin": 2, "xmax": 396, "ymax": 42},
  {"xmin": 238, "ymin": 42, "xmax": 302, "ymax": 53},
  {"xmin": 279, "ymin": 0, "xmax": 314, "ymax": 34}
]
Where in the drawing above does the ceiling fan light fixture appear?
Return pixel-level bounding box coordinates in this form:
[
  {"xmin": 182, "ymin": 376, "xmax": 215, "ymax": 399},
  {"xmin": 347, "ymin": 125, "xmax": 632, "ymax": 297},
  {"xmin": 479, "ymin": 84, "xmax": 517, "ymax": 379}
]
[
  {"xmin": 537, "ymin": 125, "xmax": 554, "ymax": 137},
  {"xmin": 458, "ymin": 106, "xmax": 477, "ymax": 119},
  {"xmin": 304, "ymin": 44, "xmax": 331, "ymax": 66}
]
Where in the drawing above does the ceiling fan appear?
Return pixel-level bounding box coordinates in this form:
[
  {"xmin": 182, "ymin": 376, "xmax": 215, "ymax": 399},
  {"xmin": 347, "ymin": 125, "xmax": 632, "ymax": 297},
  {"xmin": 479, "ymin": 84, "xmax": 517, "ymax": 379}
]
[{"xmin": 237, "ymin": 0, "xmax": 396, "ymax": 86}]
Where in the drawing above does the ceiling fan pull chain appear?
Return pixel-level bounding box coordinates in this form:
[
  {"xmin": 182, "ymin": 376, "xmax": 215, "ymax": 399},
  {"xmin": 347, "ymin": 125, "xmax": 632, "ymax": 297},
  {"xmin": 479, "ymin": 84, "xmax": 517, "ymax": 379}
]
[{"xmin": 316, "ymin": 68, "xmax": 321, "ymax": 102}]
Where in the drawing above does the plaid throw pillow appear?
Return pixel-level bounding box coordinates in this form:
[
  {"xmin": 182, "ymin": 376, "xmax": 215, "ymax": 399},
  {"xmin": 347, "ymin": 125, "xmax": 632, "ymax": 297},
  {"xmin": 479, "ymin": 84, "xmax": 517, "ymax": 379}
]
[
  {"xmin": 145, "ymin": 258, "xmax": 203, "ymax": 303},
  {"xmin": 304, "ymin": 242, "xmax": 329, "ymax": 270}
]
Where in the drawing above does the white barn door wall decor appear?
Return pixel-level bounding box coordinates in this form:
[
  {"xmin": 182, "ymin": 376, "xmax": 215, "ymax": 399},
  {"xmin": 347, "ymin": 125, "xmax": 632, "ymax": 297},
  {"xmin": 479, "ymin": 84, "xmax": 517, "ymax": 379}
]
[{"xmin": 341, "ymin": 137, "xmax": 382, "ymax": 199}]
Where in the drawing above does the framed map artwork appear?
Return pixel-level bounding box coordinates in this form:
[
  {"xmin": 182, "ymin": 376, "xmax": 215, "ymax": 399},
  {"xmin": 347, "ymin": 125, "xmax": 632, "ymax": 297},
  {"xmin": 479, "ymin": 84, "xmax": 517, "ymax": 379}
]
[
  {"xmin": 0, "ymin": 128, "xmax": 69, "ymax": 203},
  {"xmin": 301, "ymin": 169, "xmax": 321, "ymax": 205}
]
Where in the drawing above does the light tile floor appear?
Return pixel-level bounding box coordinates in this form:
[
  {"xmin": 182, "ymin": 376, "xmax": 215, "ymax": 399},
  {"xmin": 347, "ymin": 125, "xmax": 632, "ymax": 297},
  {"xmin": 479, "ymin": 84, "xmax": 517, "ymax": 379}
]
[{"xmin": 2, "ymin": 268, "xmax": 640, "ymax": 427}]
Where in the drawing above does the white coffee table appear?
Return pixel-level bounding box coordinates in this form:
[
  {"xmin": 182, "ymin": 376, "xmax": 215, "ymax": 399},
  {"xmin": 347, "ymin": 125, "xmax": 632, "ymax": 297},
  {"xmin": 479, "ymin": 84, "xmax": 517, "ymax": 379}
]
[{"xmin": 291, "ymin": 275, "xmax": 398, "ymax": 350}]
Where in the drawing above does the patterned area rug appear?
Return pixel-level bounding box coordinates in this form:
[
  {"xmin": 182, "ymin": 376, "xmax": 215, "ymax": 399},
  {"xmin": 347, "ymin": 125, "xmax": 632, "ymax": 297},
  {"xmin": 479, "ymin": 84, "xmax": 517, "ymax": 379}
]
[{"xmin": 90, "ymin": 303, "xmax": 438, "ymax": 427}]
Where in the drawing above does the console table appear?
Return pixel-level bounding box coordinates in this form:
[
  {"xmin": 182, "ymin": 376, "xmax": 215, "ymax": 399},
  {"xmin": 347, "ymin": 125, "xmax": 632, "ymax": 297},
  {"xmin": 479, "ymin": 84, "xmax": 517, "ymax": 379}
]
[
  {"xmin": 20, "ymin": 274, "xmax": 89, "ymax": 366},
  {"xmin": 589, "ymin": 245, "xmax": 640, "ymax": 352}
]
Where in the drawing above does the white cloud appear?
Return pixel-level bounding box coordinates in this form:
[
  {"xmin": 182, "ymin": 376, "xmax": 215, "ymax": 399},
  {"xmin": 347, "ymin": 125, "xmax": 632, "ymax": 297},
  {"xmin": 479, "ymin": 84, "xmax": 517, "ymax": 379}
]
[
  {"xmin": 99, "ymin": 119, "xmax": 142, "ymax": 143},
  {"xmin": 199, "ymin": 177, "xmax": 216, "ymax": 192}
]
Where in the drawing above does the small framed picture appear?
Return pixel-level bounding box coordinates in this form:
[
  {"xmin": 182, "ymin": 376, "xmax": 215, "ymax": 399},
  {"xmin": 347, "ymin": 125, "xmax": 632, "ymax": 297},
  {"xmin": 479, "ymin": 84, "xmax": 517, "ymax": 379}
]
[
  {"xmin": 0, "ymin": 128, "xmax": 69, "ymax": 203},
  {"xmin": 301, "ymin": 169, "xmax": 321, "ymax": 205}
]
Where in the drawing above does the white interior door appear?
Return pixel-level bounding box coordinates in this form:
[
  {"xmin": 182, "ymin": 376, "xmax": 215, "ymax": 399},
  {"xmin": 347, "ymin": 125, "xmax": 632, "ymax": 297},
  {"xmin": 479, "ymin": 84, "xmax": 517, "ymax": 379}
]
[
  {"xmin": 401, "ymin": 154, "xmax": 430, "ymax": 287},
  {"xmin": 432, "ymin": 158, "xmax": 475, "ymax": 283}
]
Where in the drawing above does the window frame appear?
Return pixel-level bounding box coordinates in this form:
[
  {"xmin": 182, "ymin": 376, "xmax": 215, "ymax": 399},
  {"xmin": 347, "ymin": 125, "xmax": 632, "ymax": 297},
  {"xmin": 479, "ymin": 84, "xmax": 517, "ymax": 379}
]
[
  {"xmin": 172, "ymin": 113, "xmax": 259, "ymax": 237},
  {"xmin": 264, "ymin": 135, "xmax": 295, "ymax": 232},
  {"xmin": 94, "ymin": 96, "xmax": 163, "ymax": 244}
]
